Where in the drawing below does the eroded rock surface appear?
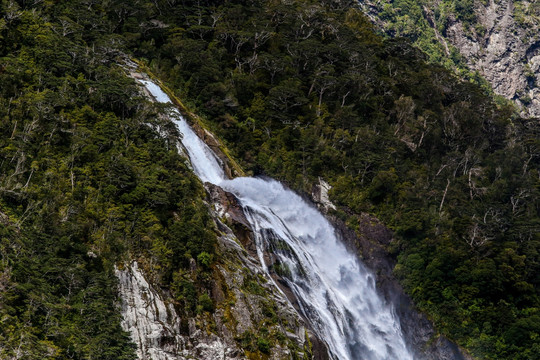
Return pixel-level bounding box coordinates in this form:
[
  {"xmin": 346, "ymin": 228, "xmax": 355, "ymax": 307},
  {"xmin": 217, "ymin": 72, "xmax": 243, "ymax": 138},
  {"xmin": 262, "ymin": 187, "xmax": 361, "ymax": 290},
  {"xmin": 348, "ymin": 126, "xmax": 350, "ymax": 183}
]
[
  {"xmin": 361, "ymin": 0, "xmax": 540, "ymax": 117},
  {"xmin": 115, "ymin": 262, "xmax": 188, "ymax": 360},
  {"xmin": 445, "ymin": 0, "xmax": 540, "ymax": 116}
]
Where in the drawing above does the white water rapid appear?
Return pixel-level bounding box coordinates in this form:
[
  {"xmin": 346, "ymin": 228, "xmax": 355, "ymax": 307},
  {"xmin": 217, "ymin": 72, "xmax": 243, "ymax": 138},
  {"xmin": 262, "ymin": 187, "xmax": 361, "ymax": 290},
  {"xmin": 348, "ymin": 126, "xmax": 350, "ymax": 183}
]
[{"xmin": 141, "ymin": 79, "xmax": 415, "ymax": 360}]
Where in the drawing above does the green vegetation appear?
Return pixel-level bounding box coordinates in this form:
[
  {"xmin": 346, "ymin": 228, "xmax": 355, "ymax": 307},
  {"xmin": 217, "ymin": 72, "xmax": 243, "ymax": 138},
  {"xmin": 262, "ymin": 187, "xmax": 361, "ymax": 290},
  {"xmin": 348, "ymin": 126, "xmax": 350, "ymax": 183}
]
[
  {"xmin": 514, "ymin": 0, "xmax": 540, "ymax": 41},
  {"xmin": 366, "ymin": 0, "xmax": 498, "ymax": 93},
  {"xmin": 0, "ymin": 1, "xmax": 217, "ymax": 358},
  {"xmin": 1, "ymin": 0, "xmax": 540, "ymax": 359},
  {"xmin": 120, "ymin": 1, "xmax": 539, "ymax": 358}
]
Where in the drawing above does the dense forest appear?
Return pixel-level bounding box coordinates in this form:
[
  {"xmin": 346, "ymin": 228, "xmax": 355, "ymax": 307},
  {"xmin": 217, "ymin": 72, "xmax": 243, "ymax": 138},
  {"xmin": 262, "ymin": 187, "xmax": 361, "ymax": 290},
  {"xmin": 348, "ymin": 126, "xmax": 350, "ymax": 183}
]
[
  {"xmin": 1, "ymin": 0, "xmax": 539, "ymax": 359},
  {"xmin": 0, "ymin": 1, "xmax": 217, "ymax": 358}
]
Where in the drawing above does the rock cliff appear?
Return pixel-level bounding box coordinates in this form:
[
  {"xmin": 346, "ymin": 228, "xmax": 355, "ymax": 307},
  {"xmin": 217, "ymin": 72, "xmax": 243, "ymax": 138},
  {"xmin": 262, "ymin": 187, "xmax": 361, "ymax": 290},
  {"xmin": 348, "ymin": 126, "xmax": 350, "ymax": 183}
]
[
  {"xmin": 445, "ymin": 0, "xmax": 540, "ymax": 117},
  {"xmin": 360, "ymin": 0, "xmax": 540, "ymax": 117}
]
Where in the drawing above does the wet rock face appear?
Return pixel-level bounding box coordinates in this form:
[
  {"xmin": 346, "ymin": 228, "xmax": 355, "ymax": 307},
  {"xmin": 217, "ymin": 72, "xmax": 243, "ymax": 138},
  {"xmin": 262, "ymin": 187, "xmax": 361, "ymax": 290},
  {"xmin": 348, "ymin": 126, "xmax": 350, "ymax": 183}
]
[
  {"xmin": 191, "ymin": 123, "xmax": 234, "ymax": 178},
  {"xmin": 206, "ymin": 183, "xmax": 258, "ymax": 258},
  {"xmin": 206, "ymin": 183, "xmax": 250, "ymax": 228},
  {"xmin": 214, "ymin": 174, "xmax": 466, "ymax": 360},
  {"xmin": 207, "ymin": 182, "xmax": 329, "ymax": 359}
]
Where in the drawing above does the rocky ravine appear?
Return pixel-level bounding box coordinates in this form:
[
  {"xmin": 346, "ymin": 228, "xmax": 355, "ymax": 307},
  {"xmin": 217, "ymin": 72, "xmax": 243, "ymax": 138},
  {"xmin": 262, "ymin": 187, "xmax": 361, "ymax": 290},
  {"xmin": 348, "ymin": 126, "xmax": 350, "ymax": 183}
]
[{"xmin": 361, "ymin": 0, "xmax": 540, "ymax": 118}]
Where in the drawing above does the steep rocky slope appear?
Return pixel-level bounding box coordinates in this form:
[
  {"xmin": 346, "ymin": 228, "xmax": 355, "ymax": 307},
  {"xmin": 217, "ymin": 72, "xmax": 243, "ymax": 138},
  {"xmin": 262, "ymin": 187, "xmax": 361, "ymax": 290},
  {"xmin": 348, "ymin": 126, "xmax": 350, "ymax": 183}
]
[{"xmin": 361, "ymin": 0, "xmax": 540, "ymax": 117}]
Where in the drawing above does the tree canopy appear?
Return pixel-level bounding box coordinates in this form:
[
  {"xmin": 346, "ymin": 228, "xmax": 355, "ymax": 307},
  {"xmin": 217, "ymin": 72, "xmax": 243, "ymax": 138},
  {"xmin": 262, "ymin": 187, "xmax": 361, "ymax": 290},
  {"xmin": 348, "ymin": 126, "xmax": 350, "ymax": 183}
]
[{"xmin": 1, "ymin": 1, "xmax": 539, "ymax": 359}]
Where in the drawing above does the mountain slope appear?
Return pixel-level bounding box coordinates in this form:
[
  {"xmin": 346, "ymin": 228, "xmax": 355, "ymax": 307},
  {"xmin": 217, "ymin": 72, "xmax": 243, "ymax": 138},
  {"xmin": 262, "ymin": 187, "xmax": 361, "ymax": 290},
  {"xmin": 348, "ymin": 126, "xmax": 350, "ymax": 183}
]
[
  {"xmin": 0, "ymin": 3, "xmax": 315, "ymax": 359},
  {"xmin": 360, "ymin": 0, "xmax": 540, "ymax": 117},
  {"xmin": 0, "ymin": 3, "xmax": 216, "ymax": 358},
  {"xmin": 1, "ymin": 1, "xmax": 539, "ymax": 359},
  {"xmin": 126, "ymin": 1, "xmax": 540, "ymax": 359}
]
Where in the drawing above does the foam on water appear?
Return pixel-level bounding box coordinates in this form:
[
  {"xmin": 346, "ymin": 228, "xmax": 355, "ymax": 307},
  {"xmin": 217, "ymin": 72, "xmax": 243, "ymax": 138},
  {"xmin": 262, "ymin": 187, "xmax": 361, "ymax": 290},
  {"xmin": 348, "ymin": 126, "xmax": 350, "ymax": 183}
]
[{"xmin": 220, "ymin": 177, "xmax": 413, "ymax": 360}]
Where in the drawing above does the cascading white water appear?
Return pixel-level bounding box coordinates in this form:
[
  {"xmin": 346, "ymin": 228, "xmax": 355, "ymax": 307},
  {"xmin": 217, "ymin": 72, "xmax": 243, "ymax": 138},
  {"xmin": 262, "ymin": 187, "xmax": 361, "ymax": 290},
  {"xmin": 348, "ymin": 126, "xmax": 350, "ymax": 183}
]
[
  {"xmin": 141, "ymin": 79, "xmax": 414, "ymax": 360},
  {"xmin": 140, "ymin": 80, "xmax": 225, "ymax": 184}
]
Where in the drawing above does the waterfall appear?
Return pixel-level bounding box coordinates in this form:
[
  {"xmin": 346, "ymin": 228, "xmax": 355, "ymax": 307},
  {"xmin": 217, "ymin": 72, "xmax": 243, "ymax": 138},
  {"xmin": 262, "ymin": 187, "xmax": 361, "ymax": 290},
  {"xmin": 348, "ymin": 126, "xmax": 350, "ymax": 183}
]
[
  {"xmin": 140, "ymin": 80, "xmax": 225, "ymax": 184},
  {"xmin": 141, "ymin": 79, "xmax": 415, "ymax": 360}
]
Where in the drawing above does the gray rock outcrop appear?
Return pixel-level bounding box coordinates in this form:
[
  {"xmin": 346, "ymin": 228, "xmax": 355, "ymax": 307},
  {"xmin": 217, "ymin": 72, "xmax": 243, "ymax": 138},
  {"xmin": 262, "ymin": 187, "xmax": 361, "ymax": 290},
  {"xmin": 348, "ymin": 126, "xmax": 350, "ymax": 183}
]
[
  {"xmin": 445, "ymin": 0, "xmax": 540, "ymax": 117},
  {"xmin": 360, "ymin": 0, "xmax": 540, "ymax": 117}
]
